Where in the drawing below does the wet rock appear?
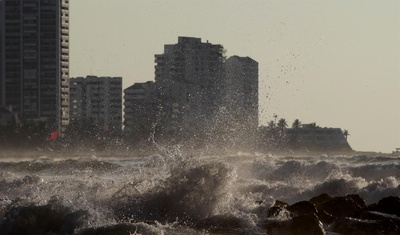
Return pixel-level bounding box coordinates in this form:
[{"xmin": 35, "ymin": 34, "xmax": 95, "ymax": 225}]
[
  {"xmin": 329, "ymin": 217, "xmax": 400, "ymax": 235},
  {"xmin": 310, "ymin": 194, "xmax": 334, "ymax": 224},
  {"xmin": 368, "ymin": 196, "xmax": 400, "ymax": 217},
  {"xmin": 360, "ymin": 210, "xmax": 400, "ymax": 224},
  {"xmin": 263, "ymin": 219, "xmax": 292, "ymax": 235},
  {"xmin": 288, "ymin": 200, "xmax": 317, "ymax": 217},
  {"xmin": 310, "ymin": 193, "xmax": 332, "ymax": 206},
  {"xmin": 274, "ymin": 200, "xmax": 290, "ymax": 207},
  {"xmin": 267, "ymin": 200, "xmax": 290, "ymax": 218},
  {"xmin": 261, "ymin": 194, "xmax": 400, "ymax": 234},
  {"xmin": 347, "ymin": 194, "xmax": 366, "ymax": 209},
  {"xmin": 264, "ymin": 214, "xmax": 326, "ymax": 235},
  {"xmin": 314, "ymin": 194, "xmax": 366, "ymax": 220},
  {"xmin": 316, "ymin": 210, "xmax": 335, "ymax": 224},
  {"xmin": 291, "ymin": 214, "xmax": 325, "ymax": 235}
]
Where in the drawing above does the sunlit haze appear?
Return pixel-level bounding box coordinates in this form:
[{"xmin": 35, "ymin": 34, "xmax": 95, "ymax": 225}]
[{"xmin": 69, "ymin": 0, "xmax": 400, "ymax": 153}]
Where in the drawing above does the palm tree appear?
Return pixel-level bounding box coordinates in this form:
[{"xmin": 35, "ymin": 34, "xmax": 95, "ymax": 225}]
[
  {"xmin": 267, "ymin": 120, "xmax": 276, "ymax": 130},
  {"xmin": 292, "ymin": 119, "xmax": 301, "ymax": 129},
  {"xmin": 343, "ymin": 130, "xmax": 350, "ymax": 140},
  {"xmin": 266, "ymin": 121, "xmax": 277, "ymax": 145},
  {"xmin": 277, "ymin": 118, "xmax": 288, "ymax": 131},
  {"xmin": 277, "ymin": 118, "xmax": 288, "ymax": 139}
]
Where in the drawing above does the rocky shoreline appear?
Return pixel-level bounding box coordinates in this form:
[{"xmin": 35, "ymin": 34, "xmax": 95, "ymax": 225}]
[
  {"xmin": 1, "ymin": 194, "xmax": 399, "ymax": 234},
  {"xmin": 262, "ymin": 194, "xmax": 400, "ymax": 235}
]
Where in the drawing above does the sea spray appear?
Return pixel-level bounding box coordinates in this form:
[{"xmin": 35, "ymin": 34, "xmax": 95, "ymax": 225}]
[
  {"xmin": 112, "ymin": 155, "xmax": 237, "ymax": 223},
  {"xmin": 0, "ymin": 152, "xmax": 398, "ymax": 234}
]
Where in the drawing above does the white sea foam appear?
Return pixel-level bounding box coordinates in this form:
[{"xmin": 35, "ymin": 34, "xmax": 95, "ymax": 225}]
[{"xmin": 0, "ymin": 151, "xmax": 398, "ymax": 234}]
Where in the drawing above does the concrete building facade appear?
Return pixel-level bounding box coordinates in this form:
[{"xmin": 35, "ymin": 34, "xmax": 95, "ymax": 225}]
[
  {"xmin": 121, "ymin": 37, "xmax": 259, "ymax": 148},
  {"xmin": 154, "ymin": 37, "xmax": 226, "ymax": 140},
  {"xmin": 0, "ymin": 0, "xmax": 70, "ymax": 131},
  {"xmin": 0, "ymin": 105, "xmax": 18, "ymax": 126},
  {"xmin": 123, "ymin": 81, "xmax": 157, "ymax": 139},
  {"xmin": 224, "ymin": 56, "xmax": 259, "ymax": 146},
  {"xmin": 69, "ymin": 76, "xmax": 122, "ymax": 132}
]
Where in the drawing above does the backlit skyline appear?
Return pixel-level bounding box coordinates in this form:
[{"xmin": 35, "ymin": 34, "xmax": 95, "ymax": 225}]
[{"xmin": 69, "ymin": 0, "xmax": 400, "ymax": 153}]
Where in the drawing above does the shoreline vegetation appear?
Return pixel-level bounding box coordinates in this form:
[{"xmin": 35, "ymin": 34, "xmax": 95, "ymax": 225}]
[
  {"xmin": 0, "ymin": 117, "xmax": 361, "ymax": 157},
  {"xmin": 0, "ymin": 149, "xmax": 400, "ymax": 160},
  {"xmin": 0, "ymin": 145, "xmax": 395, "ymax": 160}
]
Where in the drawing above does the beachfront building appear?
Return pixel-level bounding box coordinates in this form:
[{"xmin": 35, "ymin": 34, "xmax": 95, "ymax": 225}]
[
  {"xmin": 123, "ymin": 81, "xmax": 157, "ymax": 141},
  {"xmin": 224, "ymin": 56, "xmax": 259, "ymax": 147},
  {"xmin": 69, "ymin": 76, "xmax": 122, "ymax": 132},
  {"xmin": 154, "ymin": 37, "xmax": 226, "ymax": 142},
  {"xmin": 0, "ymin": 105, "xmax": 18, "ymax": 126},
  {"xmin": 0, "ymin": 0, "xmax": 70, "ymax": 131},
  {"xmin": 286, "ymin": 123, "xmax": 352, "ymax": 151}
]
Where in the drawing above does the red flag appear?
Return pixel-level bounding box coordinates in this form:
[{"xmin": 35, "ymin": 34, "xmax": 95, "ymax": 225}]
[{"xmin": 47, "ymin": 130, "xmax": 59, "ymax": 141}]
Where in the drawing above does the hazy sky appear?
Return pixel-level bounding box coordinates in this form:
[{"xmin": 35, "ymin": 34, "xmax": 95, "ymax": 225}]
[{"xmin": 69, "ymin": 0, "xmax": 400, "ymax": 153}]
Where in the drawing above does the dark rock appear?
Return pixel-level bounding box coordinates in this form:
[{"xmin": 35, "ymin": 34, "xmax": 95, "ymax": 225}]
[
  {"xmin": 263, "ymin": 214, "xmax": 325, "ymax": 235},
  {"xmin": 288, "ymin": 200, "xmax": 317, "ymax": 217},
  {"xmin": 316, "ymin": 210, "xmax": 335, "ymax": 224},
  {"xmin": 359, "ymin": 210, "xmax": 400, "ymax": 233},
  {"xmin": 346, "ymin": 194, "xmax": 367, "ymax": 218},
  {"xmin": 310, "ymin": 193, "xmax": 332, "ymax": 206},
  {"xmin": 274, "ymin": 200, "xmax": 289, "ymax": 207},
  {"xmin": 368, "ymin": 196, "xmax": 400, "ymax": 217},
  {"xmin": 267, "ymin": 200, "xmax": 290, "ymax": 218},
  {"xmin": 291, "ymin": 214, "xmax": 325, "ymax": 235},
  {"xmin": 263, "ymin": 219, "xmax": 291, "ymax": 235},
  {"xmin": 347, "ymin": 194, "xmax": 366, "ymax": 209},
  {"xmin": 315, "ymin": 195, "xmax": 365, "ymax": 220},
  {"xmin": 329, "ymin": 217, "xmax": 400, "ymax": 235}
]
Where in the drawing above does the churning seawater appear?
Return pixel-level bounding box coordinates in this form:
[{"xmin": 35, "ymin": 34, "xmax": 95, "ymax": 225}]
[{"xmin": 0, "ymin": 149, "xmax": 399, "ymax": 234}]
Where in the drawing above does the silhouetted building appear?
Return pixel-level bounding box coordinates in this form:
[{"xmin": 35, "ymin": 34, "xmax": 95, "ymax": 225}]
[
  {"xmin": 123, "ymin": 37, "xmax": 259, "ymax": 148},
  {"xmin": 69, "ymin": 76, "xmax": 122, "ymax": 132},
  {"xmin": 224, "ymin": 56, "xmax": 259, "ymax": 147},
  {"xmin": 123, "ymin": 81, "xmax": 156, "ymax": 140},
  {"xmin": 154, "ymin": 37, "xmax": 226, "ymax": 141},
  {"xmin": 0, "ymin": 105, "xmax": 18, "ymax": 126},
  {"xmin": 286, "ymin": 123, "xmax": 352, "ymax": 151},
  {"xmin": 0, "ymin": 0, "xmax": 70, "ymax": 131}
]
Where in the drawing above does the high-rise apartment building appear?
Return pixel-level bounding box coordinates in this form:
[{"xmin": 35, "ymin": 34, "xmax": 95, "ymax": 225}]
[
  {"xmin": 69, "ymin": 76, "xmax": 122, "ymax": 132},
  {"xmin": 224, "ymin": 56, "xmax": 259, "ymax": 147},
  {"xmin": 154, "ymin": 37, "xmax": 226, "ymax": 140},
  {"xmin": 0, "ymin": 0, "xmax": 70, "ymax": 131},
  {"xmin": 122, "ymin": 37, "xmax": 259, "ymax": 148},
  {"xmin": 123, "ymin": 81, "xmax": 156, "ymax": 140},
  {"xmin": 225, "ymin": 56, "xmax": 258, "ymax": 129}
]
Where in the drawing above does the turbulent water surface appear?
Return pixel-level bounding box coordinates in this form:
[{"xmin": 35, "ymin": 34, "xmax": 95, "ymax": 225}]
[{"xmin": 0, "ymin": 149, "xmax": 399, "ymax": 234}]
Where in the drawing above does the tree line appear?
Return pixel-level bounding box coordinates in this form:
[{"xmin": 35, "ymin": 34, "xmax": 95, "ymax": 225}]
[
  {"xmin": 257, "ymin": 117, "xmax": 351, "ymax": 152},
  {"xmin": 0, "ymin": 116, "xmax": 351, "ymax": 153}
]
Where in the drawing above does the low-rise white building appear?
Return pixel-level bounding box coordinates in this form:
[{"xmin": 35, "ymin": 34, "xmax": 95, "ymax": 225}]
[{"xmin": 286, "ymin": 123, "xmax": 351, "ymax": 150}]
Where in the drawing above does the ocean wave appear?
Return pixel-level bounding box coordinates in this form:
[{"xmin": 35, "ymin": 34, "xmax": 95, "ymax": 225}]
[{"xmin": 0, "ymin": 152, "xmax": 398, "ymax": 234}]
